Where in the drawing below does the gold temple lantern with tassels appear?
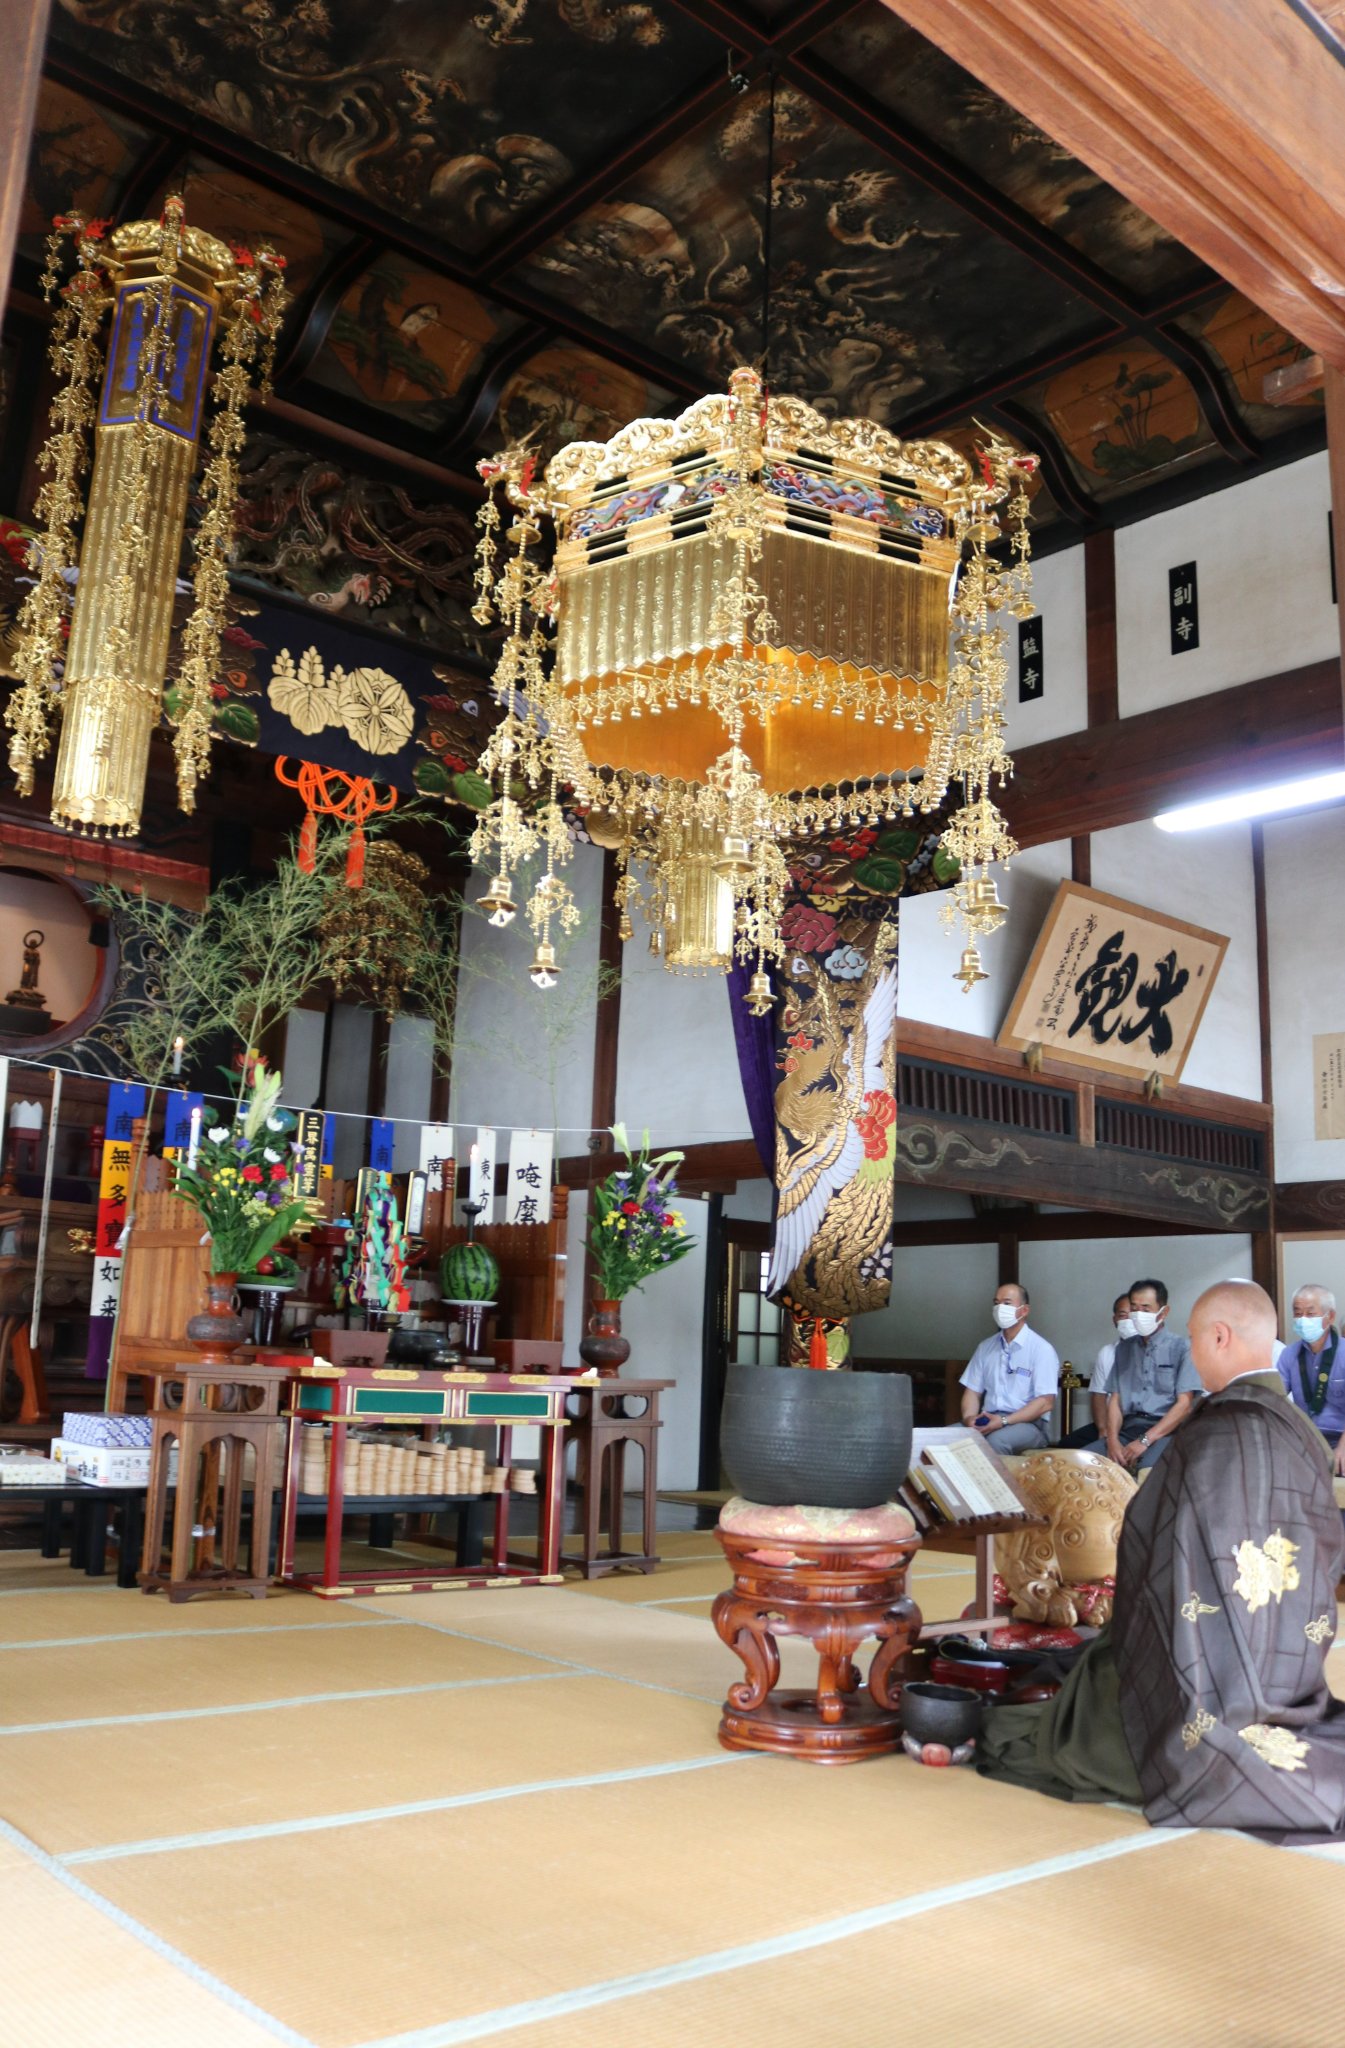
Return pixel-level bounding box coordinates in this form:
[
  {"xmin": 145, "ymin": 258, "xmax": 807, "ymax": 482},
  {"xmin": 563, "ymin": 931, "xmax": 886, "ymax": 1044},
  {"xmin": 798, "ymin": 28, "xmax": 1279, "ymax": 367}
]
[
  {"xmin": 468, "ymin": 367, "xmax": 1037, "ymax": 1001},
  {"xmin": 4, "ymin": 200, "xmax": 287, "ymax": 837}
]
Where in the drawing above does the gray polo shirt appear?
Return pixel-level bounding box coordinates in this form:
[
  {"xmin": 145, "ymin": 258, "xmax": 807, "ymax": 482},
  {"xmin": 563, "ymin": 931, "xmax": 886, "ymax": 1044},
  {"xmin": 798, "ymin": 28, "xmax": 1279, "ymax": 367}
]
[{"xmin": 1096, "ymin": 1326, "xmax": 1201, "ymax": 1419}]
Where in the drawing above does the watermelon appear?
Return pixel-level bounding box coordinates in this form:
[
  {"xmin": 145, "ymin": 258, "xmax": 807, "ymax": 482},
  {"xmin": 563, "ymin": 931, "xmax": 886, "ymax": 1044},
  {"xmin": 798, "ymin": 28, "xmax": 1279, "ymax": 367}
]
[{"xmin": 441, "ymin": 1239, "xmax": 499, "ymax": 1303}]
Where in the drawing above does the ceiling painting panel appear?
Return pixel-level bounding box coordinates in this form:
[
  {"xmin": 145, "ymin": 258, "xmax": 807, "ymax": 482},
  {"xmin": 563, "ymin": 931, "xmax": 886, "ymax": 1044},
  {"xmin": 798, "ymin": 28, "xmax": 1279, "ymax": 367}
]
[
  {"xmin": 492, "ymin": 344, "xmax": 672, "ymax": 462},
  {"xmin": 1174, "ymin": 291, "xmax": 1323, "ymax": 441},
  {"xmin": 19, "ymin": 78, "xmax": 149, "ymax": 257},
  {"xmin": 147, "ymin": 157, "xmax": 346, "ymax": 302},
  {"xmin": 515, "ymin": 85, "xmax": 1102, "ymax": 427},
  {"xmin": 811, "ymin": 7, "xmax": 1205, "ymax": 303},
  {"xmin": 305, "ymin": 261, "xmax": 523, "ymax": 433},
  {"xmin": 1020, "ymin": 346, "xmax": 1220, "ymax": 503},
  {"xmin": 51, "ymin": 0, "xmax": 722, "ymax": 256}
]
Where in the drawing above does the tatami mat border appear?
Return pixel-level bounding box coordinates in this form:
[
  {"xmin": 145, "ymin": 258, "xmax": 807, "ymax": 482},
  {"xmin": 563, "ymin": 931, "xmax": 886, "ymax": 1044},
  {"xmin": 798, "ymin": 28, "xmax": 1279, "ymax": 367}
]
[
  {"xmin": 62, "ymin": 1752, "xmax": 759, "ymax": 1866},
  {"xmin": 357, "ymin": 1830, "xmax": 1191, "ymax": 2048}
]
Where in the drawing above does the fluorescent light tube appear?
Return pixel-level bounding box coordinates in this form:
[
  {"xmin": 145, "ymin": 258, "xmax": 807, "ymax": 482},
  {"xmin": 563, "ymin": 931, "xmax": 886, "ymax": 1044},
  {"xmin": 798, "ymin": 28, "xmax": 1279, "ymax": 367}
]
[{"xmin": 1154, "ymin": 768, "xmax": 1345, "ymax": 832}]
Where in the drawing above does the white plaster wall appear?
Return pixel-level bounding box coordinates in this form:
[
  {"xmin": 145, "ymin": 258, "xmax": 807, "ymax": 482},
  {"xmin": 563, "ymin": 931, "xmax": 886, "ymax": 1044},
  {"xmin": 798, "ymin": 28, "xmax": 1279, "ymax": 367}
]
[
  {"xmin": 607, "ymin": 1198, "xmax": 709, "ymax": 1490},
  {"xmin": 1089, "ymin": 818, "xmax": 1260, "ymax": 1100},
  {"xmin": 280, "ymin": 1008, "xmax": 324, "ymax": 1108},
  {"xmin": 449, "ymin": 841, "xmax": 602, "ymax": 1144},
  {"xmin": 1116, "ymin": 453, "xmax": 1335, "ymax": 718},
  {"xmin": 614, "ymin": 936, "xmax": 750, "ymax": 1148},
  {"xmin": 852, "ymin": 1242, "xmax": 998, "ymax": 1362},
  {"xmin": 385, "ymin": 1013, "xmax": 435, "ymax": 1173},
  {"xmin": 896, "ymin": 838, "xmax": 1071, "ymax": 1038},
  {"xmin": 1264, "ymin": 804, "xmax": 1345, "ymax": 1182},
  {"xmin": 724, "ymin": 1179, "xmax": 773, "ymax": 1223},
  {"xmin": 1020, "ymin": 1232, "xmax": 1253, "ymax": 1380},
  {"xmin": 998, "ymin": 541, "xmax": 1088, "ymax": 751}
]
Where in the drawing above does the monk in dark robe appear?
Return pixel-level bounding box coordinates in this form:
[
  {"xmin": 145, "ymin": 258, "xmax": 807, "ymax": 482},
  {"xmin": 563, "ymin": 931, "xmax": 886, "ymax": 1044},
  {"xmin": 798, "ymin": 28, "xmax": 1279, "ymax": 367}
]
[{"xmin": 979, "ymin": 1278, "xmax": 1345, "ymax": 1842}]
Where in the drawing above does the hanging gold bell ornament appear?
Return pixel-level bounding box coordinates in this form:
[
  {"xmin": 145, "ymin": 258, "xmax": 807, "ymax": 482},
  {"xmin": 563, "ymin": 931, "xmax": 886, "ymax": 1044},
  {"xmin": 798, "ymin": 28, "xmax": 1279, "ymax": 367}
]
[
  {"xmin": 4, "ymin": 201, "xmax": 288, "ymax": 836},
  {"xmin": 469, "ymin": 369, "xmax": 1038, "ymax": 997}
]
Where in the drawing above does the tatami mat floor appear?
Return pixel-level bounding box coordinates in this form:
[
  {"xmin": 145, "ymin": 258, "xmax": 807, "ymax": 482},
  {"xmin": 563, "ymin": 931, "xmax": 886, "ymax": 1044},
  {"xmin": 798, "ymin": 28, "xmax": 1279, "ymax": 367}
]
[{"xmin": 0, "ymin": 1529, "xmax": 1339, "ymax": 2046}]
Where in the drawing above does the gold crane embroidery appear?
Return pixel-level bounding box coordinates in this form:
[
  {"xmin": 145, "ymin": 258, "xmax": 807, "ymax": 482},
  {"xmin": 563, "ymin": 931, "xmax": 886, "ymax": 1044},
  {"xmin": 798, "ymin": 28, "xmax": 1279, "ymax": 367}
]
[
  {"xmin": 1305, "ymin": 1614, "xmax": 1334, "ymax": 1645},
  {"xmin": 1238, "ymin": 1723, "xmax": 1310, "ymax": 1772},
  {"xmin": 1181, "ymin": 1707, "xmax": 1216, "ymax": 1751},
  {"xmin": 1231, "ymin": 1530, "xmax": 1300, "ymax": 1613},
  {"xmin": 1180, "ymin": 1593, "xmax": 1220, "ymax": 1623}
]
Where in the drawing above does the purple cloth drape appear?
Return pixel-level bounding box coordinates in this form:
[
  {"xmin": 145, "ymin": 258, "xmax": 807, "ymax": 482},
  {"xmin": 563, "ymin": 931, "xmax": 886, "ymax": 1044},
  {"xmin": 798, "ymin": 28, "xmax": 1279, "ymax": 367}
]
[{"xmin": 726, "ymin": 959, "xmax": 777, "ymax": 1175}]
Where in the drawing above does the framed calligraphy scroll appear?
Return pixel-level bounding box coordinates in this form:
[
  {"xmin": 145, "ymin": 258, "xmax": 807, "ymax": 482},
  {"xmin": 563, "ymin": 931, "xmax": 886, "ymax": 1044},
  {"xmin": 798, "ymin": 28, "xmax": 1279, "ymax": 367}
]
[{"xmin": 996, "ymin": 881, "xmax": 1227, "ymax": 1082}]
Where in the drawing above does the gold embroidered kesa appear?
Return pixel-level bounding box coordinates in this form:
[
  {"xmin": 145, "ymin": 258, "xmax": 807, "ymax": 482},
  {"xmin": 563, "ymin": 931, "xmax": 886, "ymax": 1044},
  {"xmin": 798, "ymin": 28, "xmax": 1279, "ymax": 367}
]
[
  {"xmin": 469, "ymin": 368, "xmax": 1038, "ymax": 1000},
  {"xmin": 4, "ymin": 202, "xmax": 287, "ymax": 837}
]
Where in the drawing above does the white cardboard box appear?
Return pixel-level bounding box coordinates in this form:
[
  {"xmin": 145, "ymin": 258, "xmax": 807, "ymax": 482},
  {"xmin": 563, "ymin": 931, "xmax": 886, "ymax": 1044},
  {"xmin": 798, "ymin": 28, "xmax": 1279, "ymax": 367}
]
[{"xmin": 52, "ymin": 1439, "xmax": 177, "ymax": 1487}]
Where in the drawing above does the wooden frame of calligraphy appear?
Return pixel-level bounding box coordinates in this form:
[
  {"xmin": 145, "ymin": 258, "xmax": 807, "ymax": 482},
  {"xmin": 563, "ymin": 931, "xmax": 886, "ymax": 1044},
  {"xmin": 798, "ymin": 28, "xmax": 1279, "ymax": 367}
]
[{"xmin": 995, "ymin": 880, "xmax": 1227, "ymax": 1082}]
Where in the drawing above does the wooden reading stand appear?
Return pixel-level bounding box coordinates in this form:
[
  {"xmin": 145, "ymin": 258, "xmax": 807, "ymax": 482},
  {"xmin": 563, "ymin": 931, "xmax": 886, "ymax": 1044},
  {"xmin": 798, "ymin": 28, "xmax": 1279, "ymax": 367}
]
[{"xmin": 899, "ymin": 1433, "xmax": 1048, "ymax": 1640}]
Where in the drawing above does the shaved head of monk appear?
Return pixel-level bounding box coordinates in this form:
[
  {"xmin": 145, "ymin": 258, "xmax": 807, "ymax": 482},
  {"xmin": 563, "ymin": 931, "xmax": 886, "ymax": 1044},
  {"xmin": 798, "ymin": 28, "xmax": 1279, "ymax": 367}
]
[{"xmin": 1188, "ymin": 1278, "xmax": 1278, "ymax": 1392}]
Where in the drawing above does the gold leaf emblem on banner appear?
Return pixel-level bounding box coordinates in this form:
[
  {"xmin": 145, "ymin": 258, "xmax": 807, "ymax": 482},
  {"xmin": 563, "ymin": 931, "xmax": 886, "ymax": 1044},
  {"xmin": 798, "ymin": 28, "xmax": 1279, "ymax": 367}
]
[
  {"xmin": 1238, "ymin": 1723, "xmax": 1310, "ymax": 1772},
  {"xmin": 1181, "ymin": 1707, "xmax": 1216, "ymax": 1751},
  {"xmin": 1305, "ymin": 1613, "xmax": 1334, "ymax": 1644},
  {"xmin": 268, "ymin": 648, "xmax": 413, "ymax": 755},
  {"xmin": 339, "ymin": 665, "xmax": 415, "ymax": 754},
  {"xmin": 1231, "ymin": 1530, "xmax": 1300, "ymax": 1613}
]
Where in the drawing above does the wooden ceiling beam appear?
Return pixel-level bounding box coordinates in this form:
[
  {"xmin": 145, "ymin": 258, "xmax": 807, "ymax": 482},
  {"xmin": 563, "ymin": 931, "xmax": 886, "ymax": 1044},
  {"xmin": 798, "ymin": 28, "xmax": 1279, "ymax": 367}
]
[
  {"xmin": 273, "ymin": 235, "xmax": 380, "ymax": 392},
  {"xmin": 882, "ymin": 0, "xmax": 1345, "ymax": 366},
  {"xmin": 1001, "ymin": 654, "xmax": 1343, "ymax": 847},
  {"xmin": 435, "ymin": 323, "xmax": 557, "ymax": 463},
  {"xmin": 985, "ymin": 398, "xmax": 1102, "ymax": 526}
]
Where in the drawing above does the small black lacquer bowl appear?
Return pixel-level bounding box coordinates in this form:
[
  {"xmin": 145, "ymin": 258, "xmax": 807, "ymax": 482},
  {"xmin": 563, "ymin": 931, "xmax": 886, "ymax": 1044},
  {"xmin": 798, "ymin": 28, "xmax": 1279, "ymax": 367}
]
[{"xmin": 900, "ymin": 1680, "xmax": 984, "ymax": 1750}]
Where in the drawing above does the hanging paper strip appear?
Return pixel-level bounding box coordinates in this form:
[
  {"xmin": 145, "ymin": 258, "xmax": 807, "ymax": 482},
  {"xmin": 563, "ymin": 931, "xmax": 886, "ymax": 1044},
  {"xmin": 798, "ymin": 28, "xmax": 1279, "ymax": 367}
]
[
  {"xmin": 162, "ymin": 1090, "xmax": 203, "ymax": 1157},
  {"xmin": 293, "ymin": 1109, "xmax": 324, "ymax": 1205},
  {"xmin": 369, "ymin": 1116, "xmax": 395, "ymax": 1174},
  {"xmin": 505, "ymin": 1129, "xmax": 553, "ymax": 1224},
  {"xmin": 321, "ymin": 1113, "xmax": 335, "ymax": 1184},
  {"xmin": 87, "ymin": 1080, "xmax": 146, "ymax": 1381},
  {"xmin": 419, "ymin": 1123, "xmax": 454, "ymax": 1181},
  {"xmin": 471, "ymin": 1126, "xmax": 497, "ymax": 1221}
]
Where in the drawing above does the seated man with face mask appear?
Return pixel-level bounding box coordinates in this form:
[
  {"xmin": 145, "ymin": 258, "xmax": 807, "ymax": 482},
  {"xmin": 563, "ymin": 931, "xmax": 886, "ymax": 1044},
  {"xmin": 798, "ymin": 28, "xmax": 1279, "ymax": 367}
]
[
  {"xmin": 959, "ymin": 1283, "xmax": 1059, "ymax": 1454},
  {"xmin": 979, "ymin": 1279, "xmax": 1345, "ymax": 1842},
  {"xmin": 1278, "ymin": 1284, "xmax": 1345, "ymax": 1480},
  {"xmin": 1087, "ymin": 1276, "xmax": 1201, "ymax": 1470}
]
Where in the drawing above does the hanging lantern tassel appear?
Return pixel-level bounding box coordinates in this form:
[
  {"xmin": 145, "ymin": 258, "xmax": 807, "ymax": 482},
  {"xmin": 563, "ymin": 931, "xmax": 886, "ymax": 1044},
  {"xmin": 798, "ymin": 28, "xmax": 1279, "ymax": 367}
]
[
  {"xmin": 809, "ymin": 1317, "xmax": 830, "ymax": 1371},
  {"xmin": 275, "ymin": 758, "xmax": 396, "ymax": 887}
]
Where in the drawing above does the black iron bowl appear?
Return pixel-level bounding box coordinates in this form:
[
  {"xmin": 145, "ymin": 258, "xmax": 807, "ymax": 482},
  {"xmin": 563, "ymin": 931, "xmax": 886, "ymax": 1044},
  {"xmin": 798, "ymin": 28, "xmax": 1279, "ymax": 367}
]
[{"xmin": 719, "ymin": 1362, "xmax": 913, "ymax": 1509}]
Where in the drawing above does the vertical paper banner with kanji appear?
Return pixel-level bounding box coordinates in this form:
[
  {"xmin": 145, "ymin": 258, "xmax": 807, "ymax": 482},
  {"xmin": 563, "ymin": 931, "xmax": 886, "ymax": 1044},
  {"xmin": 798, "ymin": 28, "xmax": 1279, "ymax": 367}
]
[
  {"xmin": 419, "ymin": 1124, "xmax": 454, "ymax": 1182},
  {"xmin": 506, "ymin": 1130, "xmax": 553, "ymax": 1224},
  {"xmin": 161, "ymin": 1090, "xmax": 203, "ymax": 1159},
  {"xmin": 87, "ymin": 1081, "xmax": 146, "ymax": 1382},
  {"xmin": 472, "ymin": 1126, "xmax": 497, "ymax": 1220},
  {"xmin": 293, "ymin": 1110, "xmax": 325, "ymax": 1203},
  {"xmin": 320, "ymin": 1113, "xmax": 335, "ymax": 1185},
  {"xmin": 369, "ymin": 1117, "xmax": 395, "ymax": 1174}
]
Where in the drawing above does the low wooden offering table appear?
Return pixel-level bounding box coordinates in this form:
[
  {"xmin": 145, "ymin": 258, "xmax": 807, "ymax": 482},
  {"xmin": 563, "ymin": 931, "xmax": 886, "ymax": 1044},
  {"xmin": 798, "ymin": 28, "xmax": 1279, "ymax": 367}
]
[
  {"xmin": 140, "ymin": 1359, "xmax": 289, "ymax": 1602},
  {"xmin": 712, "ymin": 1498, "xmax": 922, "ymax": 1763},
  {"xmin": 278, "ymin": 1361, "xmax": 578, "ymax": 1596}
]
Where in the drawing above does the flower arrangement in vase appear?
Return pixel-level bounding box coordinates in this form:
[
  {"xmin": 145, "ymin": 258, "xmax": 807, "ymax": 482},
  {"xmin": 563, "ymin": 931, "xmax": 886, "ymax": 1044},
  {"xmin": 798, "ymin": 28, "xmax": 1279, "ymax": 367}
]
[
  {"xmin": 173, "ymin": 1058, "xmax": 317, "ymax": 1356},
  {"xmin": 581, "ymin": 1125, "xmax": 697, "ymax": 1375}
]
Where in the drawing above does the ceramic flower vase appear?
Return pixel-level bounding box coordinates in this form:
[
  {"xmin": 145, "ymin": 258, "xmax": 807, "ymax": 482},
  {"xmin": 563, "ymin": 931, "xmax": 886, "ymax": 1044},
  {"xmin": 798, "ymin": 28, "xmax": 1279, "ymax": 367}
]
[
  {"xmin": 578, "ymin": 1296, "xmax": 631, "ymax": 1378},
  {"xmin": 186, "ymin": 1271, "xmax": 247, "ymax": 1363}
]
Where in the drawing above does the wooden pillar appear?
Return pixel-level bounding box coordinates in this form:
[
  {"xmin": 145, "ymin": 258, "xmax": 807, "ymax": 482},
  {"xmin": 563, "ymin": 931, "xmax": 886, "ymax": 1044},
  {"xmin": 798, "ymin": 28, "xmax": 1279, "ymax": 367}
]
[
  {"xmin": 997, "ymin": 1232, "xmax": 1019, "ymax": 1288},
  {"xmin": 1072, "ymin": 528, "xmax": 1119, "ymax": 890},
  {"xmin": 581, "ymin": 848, "xmax": 625, "ymax": 1308},
  {"xmin": 1324, "ymin": 365, "xmax": 1345, "ymax": 749},
  {"xmin": 0, "ymin": 0, "xmax": 49, "ymax": 333},
  {"xmin": 1251, "ymin": 821, "xmax": 1277, "ymax": 1303}
]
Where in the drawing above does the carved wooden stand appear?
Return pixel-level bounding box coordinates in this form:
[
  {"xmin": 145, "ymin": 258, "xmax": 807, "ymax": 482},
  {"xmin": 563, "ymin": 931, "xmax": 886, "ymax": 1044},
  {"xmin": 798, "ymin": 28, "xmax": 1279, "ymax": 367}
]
[
  {"xmin": 712, "ymin": 1527, "xmax": 923, "ymax": 1763},
  {"xmin": 141, "ymin": 1361, "xmax": 287, "ymax": 1602}
]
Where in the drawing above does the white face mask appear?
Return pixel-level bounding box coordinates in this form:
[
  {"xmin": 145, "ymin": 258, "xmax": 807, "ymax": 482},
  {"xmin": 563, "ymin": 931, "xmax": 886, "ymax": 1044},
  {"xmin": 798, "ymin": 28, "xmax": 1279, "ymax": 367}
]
[
  {"xmin": 1115, "ymin": 1316, "xmax": 1137, "ymax": 1342},
  {"xmin": 993, "ymin": 1301, "xmax": 1022, "ymax": 1330},
  {"xmin": 1294, "ymin": 1315, "xmax": 1327, "ymax": 1345},
  {"xmin": 1131, "ymin": 1308, "xmax": 1162, "ymax": 1339}
]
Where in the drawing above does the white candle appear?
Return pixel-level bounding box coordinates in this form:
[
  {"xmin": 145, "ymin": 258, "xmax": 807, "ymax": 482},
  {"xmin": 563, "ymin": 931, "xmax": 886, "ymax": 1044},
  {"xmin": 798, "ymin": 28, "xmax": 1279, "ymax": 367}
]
[
  {"xmin": 171, "ymin": 1035, "xmax": 184, "ymax": 1076},
  {"xmin": 186, "ymin": 1104, "xmax": 201, "ymax": 1169}
]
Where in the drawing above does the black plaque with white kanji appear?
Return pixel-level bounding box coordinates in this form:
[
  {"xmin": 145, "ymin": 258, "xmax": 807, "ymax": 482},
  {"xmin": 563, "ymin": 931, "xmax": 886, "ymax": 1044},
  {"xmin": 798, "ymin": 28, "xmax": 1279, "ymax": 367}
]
[
  {"xmin": 1169, "ymin": 562, "xmax": 1198, "ymax": 654},
  {"xmin": 1018, "ymin": 614, "xmax": 1044, "ymax": 702}
]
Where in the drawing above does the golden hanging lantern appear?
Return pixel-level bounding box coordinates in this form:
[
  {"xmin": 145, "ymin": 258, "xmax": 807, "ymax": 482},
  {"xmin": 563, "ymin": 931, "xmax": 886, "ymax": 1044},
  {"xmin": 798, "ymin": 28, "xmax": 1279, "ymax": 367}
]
[
  {"xmin": 468, "ymin": 368, "xmax": 1037, "ymax": 997},
  {"xmin": 4, "ymin": 200, "xmax": 288, "ymax": 837}
]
